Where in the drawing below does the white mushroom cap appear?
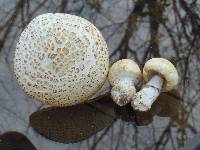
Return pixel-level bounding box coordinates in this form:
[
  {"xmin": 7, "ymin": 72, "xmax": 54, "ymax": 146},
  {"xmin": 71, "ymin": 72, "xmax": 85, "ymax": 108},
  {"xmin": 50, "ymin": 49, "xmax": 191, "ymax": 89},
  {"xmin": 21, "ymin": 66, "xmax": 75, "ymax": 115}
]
[
  {"xmin": 108, "ymin": 59, "xmax": 142, "ymax": 85},
  {"xmin": 108, "ymin": 59, "xmax": 142, "ymax": 106},
  {"xmin": 14, "ymin": 13, "xmax": 109, "ymax": 107},
  {"xmin": 143, "ymin": 58, "xmax": 178, "ymax": 92}
]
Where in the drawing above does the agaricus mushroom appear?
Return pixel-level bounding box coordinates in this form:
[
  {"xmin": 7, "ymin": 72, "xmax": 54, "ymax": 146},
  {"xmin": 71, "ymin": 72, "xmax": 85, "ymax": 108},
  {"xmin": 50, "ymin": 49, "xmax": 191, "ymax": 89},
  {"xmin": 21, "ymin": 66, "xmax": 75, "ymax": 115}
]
[
  {"xmin": 132, "ymin": 58, "xmax": 178, "ymax": 111},
  {"xmin": 14, "ymin": 13, "xmax": 109, "ymax": 107},
  {"xmin": 108, "ymin": 59, "xmax": 142, "ymax": 106}
]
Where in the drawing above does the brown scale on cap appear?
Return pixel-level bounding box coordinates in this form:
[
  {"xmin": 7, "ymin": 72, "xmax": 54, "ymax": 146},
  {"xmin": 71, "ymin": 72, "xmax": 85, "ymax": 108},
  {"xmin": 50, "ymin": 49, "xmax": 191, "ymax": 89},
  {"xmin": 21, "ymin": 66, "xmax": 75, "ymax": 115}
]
[{"xmin": 14, "ymin": 13, "xmax": 109, "ymax": 106}]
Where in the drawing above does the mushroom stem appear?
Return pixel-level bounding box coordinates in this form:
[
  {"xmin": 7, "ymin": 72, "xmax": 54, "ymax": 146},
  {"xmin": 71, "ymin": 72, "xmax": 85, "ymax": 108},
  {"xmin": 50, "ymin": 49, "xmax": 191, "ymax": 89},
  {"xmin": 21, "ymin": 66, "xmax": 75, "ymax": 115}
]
[
  {"xmin": 111, "ymin": 76, "xmax": 136, "ymax": 106},
  {"xmin": 132, "ymin": 75, "xmax": 164, "ymax": 111}
]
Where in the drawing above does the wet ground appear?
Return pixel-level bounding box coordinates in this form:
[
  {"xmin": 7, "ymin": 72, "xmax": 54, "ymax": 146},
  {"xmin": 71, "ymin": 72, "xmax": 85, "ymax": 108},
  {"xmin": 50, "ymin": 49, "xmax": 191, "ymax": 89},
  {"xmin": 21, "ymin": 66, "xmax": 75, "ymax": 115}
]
[{"xmin": 0, "ymin": 0, "xmax": 200, "ymax": 150}]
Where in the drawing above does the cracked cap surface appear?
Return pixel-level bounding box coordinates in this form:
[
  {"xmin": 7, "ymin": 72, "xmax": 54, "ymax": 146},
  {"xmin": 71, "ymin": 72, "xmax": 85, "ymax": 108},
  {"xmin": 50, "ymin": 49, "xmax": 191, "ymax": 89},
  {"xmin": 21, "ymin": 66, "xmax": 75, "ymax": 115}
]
[{"xmin": 14, "ymin": 13, "xmax": 109, "ymax": 106}]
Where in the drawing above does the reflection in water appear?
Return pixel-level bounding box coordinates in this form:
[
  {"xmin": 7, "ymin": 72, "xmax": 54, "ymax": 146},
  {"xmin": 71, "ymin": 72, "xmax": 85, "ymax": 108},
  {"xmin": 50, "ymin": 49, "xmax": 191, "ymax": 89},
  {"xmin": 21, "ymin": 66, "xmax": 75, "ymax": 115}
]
[
  {"xmin": 30, "ymin": 95, "xmax": 115, "ymax": 144},
  {"xmin": 30, "ymin": 91, "xmax": 181, "ymax": 144},
  {"xmin": 114, "ymin": 103, "xmax": 135, "ymax": 122},
  {"xmin": 0, "ymin": 131, "xmax": 37, "ymax": 150},
  {"xmin": 150, "ymin": 90, "xmax": 182, "ymax": 117},
  {"xmin": 134, "ymin": 111, "xmax": 153, "ymax": 126},
  {"xmin": 116, "ymin": 90, "xmax": 182, "ymax": 126}
]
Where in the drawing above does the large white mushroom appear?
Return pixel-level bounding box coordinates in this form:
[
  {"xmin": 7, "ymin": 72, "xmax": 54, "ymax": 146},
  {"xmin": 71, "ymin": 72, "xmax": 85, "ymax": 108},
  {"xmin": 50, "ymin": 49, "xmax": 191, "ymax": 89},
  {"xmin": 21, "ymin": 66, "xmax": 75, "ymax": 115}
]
[
  {"xmin": 108, "ymin": 59, "xmax": 142, "ymax": 106},
  {"xmin": 14, "ymin": 13, "xmax": 109, "ymax": 107},
  {"xmin": 132, "ymin": 58, "xmax": 179, "ymax": 111}
]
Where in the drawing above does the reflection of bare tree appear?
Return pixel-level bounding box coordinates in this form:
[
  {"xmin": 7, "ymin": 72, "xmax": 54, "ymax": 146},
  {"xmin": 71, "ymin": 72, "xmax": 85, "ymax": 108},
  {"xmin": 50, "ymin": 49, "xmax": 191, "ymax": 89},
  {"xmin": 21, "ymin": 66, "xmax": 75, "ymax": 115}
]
[{"xmin": 0, "ymin": 0, "xmax": 200, "ymax": 149}]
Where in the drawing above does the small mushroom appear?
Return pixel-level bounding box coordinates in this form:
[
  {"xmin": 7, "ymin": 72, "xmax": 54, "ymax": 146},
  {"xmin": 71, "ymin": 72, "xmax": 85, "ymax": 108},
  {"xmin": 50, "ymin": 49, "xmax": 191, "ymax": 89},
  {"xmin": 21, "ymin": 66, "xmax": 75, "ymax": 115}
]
[
  {"xmin": 108, "ymin": 59, "xmax": 142, "ymax": 106},
  {"xmin": 132, "ymin": 58, "xmax": 179, "ymax": 111},
  {"xmin": 14, "ymin": 13, "xmax": 109, "ymax": 107}
]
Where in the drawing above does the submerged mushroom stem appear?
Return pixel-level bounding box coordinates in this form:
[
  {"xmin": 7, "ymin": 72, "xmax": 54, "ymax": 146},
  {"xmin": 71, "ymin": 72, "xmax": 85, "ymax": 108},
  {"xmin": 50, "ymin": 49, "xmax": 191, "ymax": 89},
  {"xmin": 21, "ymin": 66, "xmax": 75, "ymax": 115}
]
[
  {"xmin": 111, "ymin": 76, "xmax": 136, "ymax": 106},
  {"xmin": 132, "ymin": 75, "xmax": 164, "ymax": 111}
]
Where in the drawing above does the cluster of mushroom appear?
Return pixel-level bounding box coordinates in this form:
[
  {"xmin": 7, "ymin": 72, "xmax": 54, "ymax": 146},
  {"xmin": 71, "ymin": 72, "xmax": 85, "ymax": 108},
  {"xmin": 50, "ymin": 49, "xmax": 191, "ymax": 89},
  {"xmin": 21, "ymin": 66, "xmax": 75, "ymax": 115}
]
[
  {"xmin": 14, "ymin": 13, "xmax": 179, "ymax": 112},
  {"xmin": 109, "ymin": 58, "xmax": 179, "ymax": 111}
]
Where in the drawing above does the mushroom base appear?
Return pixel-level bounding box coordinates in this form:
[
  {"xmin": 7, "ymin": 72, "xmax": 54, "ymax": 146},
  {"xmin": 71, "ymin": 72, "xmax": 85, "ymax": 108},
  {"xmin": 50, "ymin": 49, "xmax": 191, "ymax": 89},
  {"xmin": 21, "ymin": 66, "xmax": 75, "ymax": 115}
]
[
  {"xmin": 131, "ymin": 75, "xmax": 164, "ymax": 111},
  {"xmin": 111, "ymin": 76, "xmax": 137, "ymax": 106},
  {"xmin": 111, "ymin": 85, "xmax": 136, "ymax": 106}
]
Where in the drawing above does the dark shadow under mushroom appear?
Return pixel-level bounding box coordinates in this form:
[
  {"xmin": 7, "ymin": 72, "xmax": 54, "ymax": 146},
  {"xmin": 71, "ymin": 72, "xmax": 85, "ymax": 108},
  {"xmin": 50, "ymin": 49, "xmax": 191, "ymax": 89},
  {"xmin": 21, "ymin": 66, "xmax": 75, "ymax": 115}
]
[
  {"xmin": 0, "ymin": 131, "xmax": 37, "ymax": 150},
  {"xmin": 30, "ymin": 94, "xmax": 115, "ymax": 144},
  {"xmin": 30, "ymin": 90, "xmax": 182, "ymax": 143},
  {"xmin": 150, "ymin": 90, "xmax": 182, "ymax": 117},
  {"xmin": 114, "ymin": 103, "xmax": 135, "ymax": 122}
]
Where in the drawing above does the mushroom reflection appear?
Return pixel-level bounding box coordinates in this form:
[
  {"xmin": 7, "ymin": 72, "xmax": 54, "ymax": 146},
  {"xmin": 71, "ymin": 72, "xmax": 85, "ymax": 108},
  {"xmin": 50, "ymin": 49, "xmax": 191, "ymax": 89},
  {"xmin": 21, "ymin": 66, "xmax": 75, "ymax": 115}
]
[
  {"xmin": 135, "ymin": 90, "xmax": 181, "ymax": 126},
  {"xmin": 115, "ymin": 104, "xmax": 153, "ymax": 126},
  {"xmin": 114, "ymin": 103, "xmax": 135, "ymax": 122},
  {"xmin": 134, "ymin": 111, "xmax": 153, "ymax": 126},
  {"xmin": 0, "ymin": 131, "xmax": 37, "ymax": 150},
  {"xmin": 30, "ymin": 94, "xmax": 115, "ymax": 144},
  {"xmin": 115, "ymin": 90, "xmax": 182, "ymax": 126},
  {"xmin": 150, "ymin": 90, "xmax": 182, "ymax": 117},
  {"xmin": 30, "ymin": 90, "xmax": 181, "ymax": 143}
]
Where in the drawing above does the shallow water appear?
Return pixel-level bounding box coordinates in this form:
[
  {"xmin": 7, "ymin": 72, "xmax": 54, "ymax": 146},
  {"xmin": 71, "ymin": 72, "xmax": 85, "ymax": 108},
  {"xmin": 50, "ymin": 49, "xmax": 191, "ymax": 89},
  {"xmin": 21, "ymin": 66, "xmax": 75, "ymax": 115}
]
[{"xmin": 0, "ymin": 0, "xmax": 200, "ymax": 150}]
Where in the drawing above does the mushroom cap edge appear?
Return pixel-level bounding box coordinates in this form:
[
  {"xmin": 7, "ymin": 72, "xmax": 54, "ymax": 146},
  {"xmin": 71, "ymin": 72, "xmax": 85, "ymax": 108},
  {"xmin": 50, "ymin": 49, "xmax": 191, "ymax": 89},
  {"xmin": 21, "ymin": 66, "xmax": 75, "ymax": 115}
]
[
  {"xmin": 143, "ymin": 58, "xmax": 179, "ymax": 92},
  {"xmin": 108, "ymin": 59, "xmax": 142, "ymax": 85}
]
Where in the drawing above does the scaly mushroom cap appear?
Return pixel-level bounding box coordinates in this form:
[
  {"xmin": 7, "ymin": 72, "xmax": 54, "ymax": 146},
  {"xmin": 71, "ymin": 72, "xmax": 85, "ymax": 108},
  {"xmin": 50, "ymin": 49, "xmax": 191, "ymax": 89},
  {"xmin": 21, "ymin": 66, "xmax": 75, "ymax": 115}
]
[
  {"xmin": 108, "ymin": 59, "xmax": 141, "ymax": 85},
  {"xmin": 14, "ymin": 13, "xmax": 109, "ymax": 107},
  {"xmin": 143, "ymin": 58, "xmax": 178, "ymax": 92}
]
